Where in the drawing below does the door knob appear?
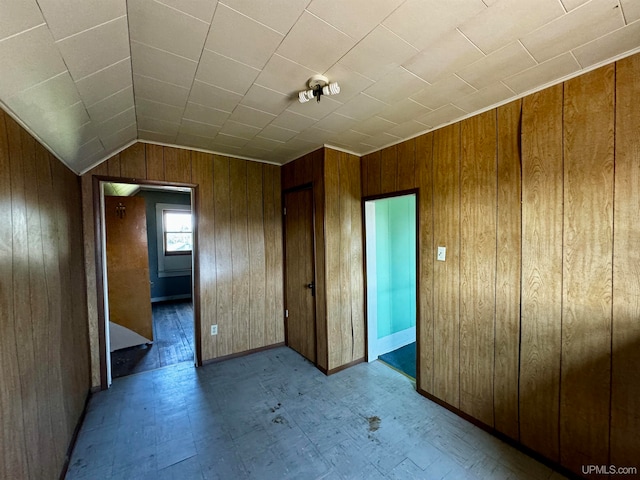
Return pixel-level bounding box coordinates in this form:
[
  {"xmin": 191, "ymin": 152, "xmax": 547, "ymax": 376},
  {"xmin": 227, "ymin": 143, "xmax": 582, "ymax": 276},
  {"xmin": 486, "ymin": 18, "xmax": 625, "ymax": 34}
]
[
  {"xmin": 307, "ymin": 282, "xmax": 314, "ymax": 289},
  {"xmin": 307, "ymin": 282, "xmax": 315, "ymax": 297}
]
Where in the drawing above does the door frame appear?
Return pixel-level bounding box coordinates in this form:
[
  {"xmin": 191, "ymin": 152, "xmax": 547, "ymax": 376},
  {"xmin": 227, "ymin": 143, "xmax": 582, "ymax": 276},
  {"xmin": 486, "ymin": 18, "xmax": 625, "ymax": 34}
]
[
  {"xmin": 282, "ymin": 183, "xmax": 318, "ymax": 364},
  {"xmin": 93, "ymin": 175, "xmax": 201, "ymax": 389},
  {"xmin": 362, "ymin": 189, "xmax": 420, "ymax": 381}
]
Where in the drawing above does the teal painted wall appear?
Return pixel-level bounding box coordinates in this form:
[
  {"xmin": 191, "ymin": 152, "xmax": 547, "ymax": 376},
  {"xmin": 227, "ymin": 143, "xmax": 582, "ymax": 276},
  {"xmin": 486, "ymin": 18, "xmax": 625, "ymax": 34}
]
[
  {"xmin": 374, "ymin": 195, "xmax": 416, "ymax": 339},
  {"xmin": 136, "ymin": 190, "xmax": 192, "ymax": 300}
]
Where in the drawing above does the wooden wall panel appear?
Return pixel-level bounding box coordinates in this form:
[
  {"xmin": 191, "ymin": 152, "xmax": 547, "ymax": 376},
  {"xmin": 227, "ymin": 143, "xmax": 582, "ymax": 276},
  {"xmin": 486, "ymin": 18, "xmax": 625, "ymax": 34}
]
[
  {"xmin": 230, "ymin": 159, "xmax": 251, "ymax": 353},
  {"xmin": 415, "ymin": 132, "xmax": 434, "ymax": 393},
  {"xmin": 264, "ymin": 165, "xmax": 284, "ymax": 345},
  {"xmin": 494, "ymin": 99, "xmax": 522, "ymax": 441},
  {"xmin": 164, "ymin": 147, "xmax": 192, "ymax": 183},
  {"xmin": 560, "ymin": 65, "xmax": 614, "ymax": 472},
  {"xmin": 324, "ymin": 150, "xmax": 365, "ymax": 369},
  {"xmin": 397, "ymin": 138, "xmax": 416, "ymax": 191},
  {"xmin": 432, "ymin": 124, "xmax": 461, "ymax": 407},
  {"xmin": 520, "ymin": 85, "xmax": 563, "ymax": 461},
  {"xmin": 312, "ymin": 153, "xmax": 328, "ymax": 369},
  {"xmin": 247, "ymin": 162, "xmax": 266, "ymax": 349},
  {"xmin": 119, "ymin": 143, "xmax": 146, "ymax": 178},
  {"xmin": 362, "ymin": 150, "xmax": 381, "ymax": 197},
  {"xmin": 213, "ymin": 156, "xmax": 233, "ymax": 357},
  {"xmin": 145, "ymin": 144, "xmax": 165, "ymax": 181},
  {"xmin": 0, "ymin": 109, "xmax": 90, "ymax": 479},
  {"xmin": 107, "ymin": 154, "xmax": 121, "ymax": 176},
  {"xmin": 611, "ymin": 53, "xmax": 640, "ymax": 468},
  {"xmin": 191, "ymin": 152, "xmax": 216, "ymax": 360},
  {"xmin": 459, "ymin": 111, "xmax": 497, "ymax": 427},
  {"xmin": 380, "ymin": 145, "xmax": 398, "ymax": 194}
]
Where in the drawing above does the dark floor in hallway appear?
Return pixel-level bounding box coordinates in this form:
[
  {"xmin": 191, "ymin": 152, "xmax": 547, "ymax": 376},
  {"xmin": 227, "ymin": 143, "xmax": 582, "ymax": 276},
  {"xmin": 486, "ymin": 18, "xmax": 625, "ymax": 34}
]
[
  {"xmin": 111, "ymin": 300, "xmax": 194, "ymax": 378},
  {"xmin": 378, "ymin": 342, "xmax": 416, "ymax": 379}
]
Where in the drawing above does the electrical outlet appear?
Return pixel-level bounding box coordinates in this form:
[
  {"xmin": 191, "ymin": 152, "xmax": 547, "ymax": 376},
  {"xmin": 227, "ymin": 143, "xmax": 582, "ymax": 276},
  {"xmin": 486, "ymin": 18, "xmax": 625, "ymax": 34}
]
[{"xmin": 211, "ymin": 325, "xmax": 218, "ymax": 335}]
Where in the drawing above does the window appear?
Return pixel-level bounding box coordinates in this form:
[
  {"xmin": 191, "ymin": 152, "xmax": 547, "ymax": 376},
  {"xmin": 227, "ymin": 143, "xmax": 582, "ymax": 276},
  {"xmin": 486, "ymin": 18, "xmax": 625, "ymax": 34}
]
[{"xmin": 163, "ymin": 209, "xmax": 192, "ymax": 255}]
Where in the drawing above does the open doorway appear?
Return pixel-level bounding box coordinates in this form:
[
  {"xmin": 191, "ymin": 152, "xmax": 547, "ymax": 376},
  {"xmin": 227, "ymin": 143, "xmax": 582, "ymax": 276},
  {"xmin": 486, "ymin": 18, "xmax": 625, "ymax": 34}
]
[
  {"xmin": 99, "ymin": 180, "xmax": 197, "ymax": 385},
  {"xmin": 364, "ymin": 192, "xmax": 418, "ymax": 379}
]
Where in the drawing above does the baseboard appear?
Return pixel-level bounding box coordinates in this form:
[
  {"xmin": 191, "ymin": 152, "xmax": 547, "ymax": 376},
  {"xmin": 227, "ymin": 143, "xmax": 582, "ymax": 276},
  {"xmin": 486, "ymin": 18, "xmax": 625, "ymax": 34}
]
[
  {"xmin": 151, "ymin": 294, "xmax": 192, "ymax": 303},
  {"xmin": 415, "ymin": 387, "xmax": 582, "ymax": 480},
  {"xmin": 201, "ymin": 342, "xmax": 285, "ymax": 365},
  {"xmin": 326, "ymin": 357, "xmax": 365, "ymax": 375},
  {"xmin": 59, "ymin": 388, "xmax": 92, "ymax": 480}
]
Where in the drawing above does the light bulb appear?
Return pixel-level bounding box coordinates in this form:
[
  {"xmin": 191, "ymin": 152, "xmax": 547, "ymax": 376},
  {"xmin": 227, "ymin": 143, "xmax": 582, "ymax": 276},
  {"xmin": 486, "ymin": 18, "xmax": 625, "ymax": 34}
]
[
  {"xmin": 323, "ymin": 82, "xmax": 340, "ymax": 96},
  {"xmin": 298, "ymin": 90, "xmax": 310, "ymax": 103}
]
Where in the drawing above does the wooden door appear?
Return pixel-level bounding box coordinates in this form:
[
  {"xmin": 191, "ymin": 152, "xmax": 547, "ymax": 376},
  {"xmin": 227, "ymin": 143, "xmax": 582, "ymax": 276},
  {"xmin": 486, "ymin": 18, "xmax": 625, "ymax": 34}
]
[
  {"xmin": 284, "ymin": 188, "xmax": 316, "ymax": 363},
  {"xmin": 105, "ymin": 196, "xmax": 153, "ymax": 342}
]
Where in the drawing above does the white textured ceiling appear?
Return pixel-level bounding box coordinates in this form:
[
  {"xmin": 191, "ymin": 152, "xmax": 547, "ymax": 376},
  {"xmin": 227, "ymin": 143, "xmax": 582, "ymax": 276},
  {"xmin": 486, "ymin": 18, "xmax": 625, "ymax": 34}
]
[{"xmin": 1, "ymin": 0, "xmax": 639, "ymax": 173}]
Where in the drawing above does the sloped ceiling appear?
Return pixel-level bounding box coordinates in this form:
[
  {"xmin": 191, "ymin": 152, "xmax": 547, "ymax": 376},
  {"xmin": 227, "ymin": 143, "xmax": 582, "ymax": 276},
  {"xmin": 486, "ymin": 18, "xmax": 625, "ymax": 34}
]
[{"xmin": 1, "ymin": 0, "xmax": 638, "ymax": 174}]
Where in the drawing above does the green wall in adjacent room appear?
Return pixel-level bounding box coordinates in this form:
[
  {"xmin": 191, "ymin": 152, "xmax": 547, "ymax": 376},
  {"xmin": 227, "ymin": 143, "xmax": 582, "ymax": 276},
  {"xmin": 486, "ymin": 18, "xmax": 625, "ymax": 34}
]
[{"xmin": 374, "ymin": 195, "xmax": 416, "ymax": 339}]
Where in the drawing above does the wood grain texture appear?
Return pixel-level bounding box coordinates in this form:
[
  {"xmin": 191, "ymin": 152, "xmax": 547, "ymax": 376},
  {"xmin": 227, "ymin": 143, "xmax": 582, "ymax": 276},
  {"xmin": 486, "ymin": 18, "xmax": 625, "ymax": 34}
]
[
  {"xmin": 164, "ymin": 147, "xmax": 192, "ymax": 183},
  {"xmin": 611, "ymin": 53, "xmax": 640, "ymax": 468},
  {"xmin": 363, "ymin": 150, "xmax": 381, "ymax": 196},
  {"xmin": 561, "ymin": 65, "xmax": 614, "ymax": 473},
  {"xmin": 323, "ymin": 150, "xmax": 366, "ymax": 368},
  {"xmin": 263, "ymin": 165, "xmax": 284, "ymax": 346},
  {"xmin": 105, "ymin": 196, "xmax": 154, "ymax": 341},
  {"xmin": 107, "ymin": 154, "xmax": 121, "ymax": 176},
  {"xmin": 247, "ymin": 162, "xmax": 266, "ymax": 349},
  {"xmin": 191, "ymin": 152, "xmax": 216, "ymax": 360},
  {"xmin": 0, "ymin": 110, "xmax": 89, "ymax": 480},
  {"xmin": 520, "ymin": 85, "xmax": 563, "ymax": 461},
  {"xmin": 213, "ymin": 156, "xmax": 233, "ymax": 357},
  {"xmin": 119, "ymin": 143, "xmax": 146, "ymax": 179},
  {"xmin": 432, "ymin": 124, "xmax": 461, "ymax": 407},
  {"xmin": 230, "ymin": 158, "xmax": 250, "ymax": 353},
  {"xmin": 284, "ymin": 188, "xmax": 316, "ymax": 362},
  {"xmin": 415, "ymin": 132, "xmax": 434, "ymax": 393},
  {"xmin": 380, "ymin": 145, "xmax": 398, "ymax": 194},
  {"xmin": 459, "ymin": 111, "xmax": 497, "ymax": 427},
  {"xmin": 145, "ymin": 143, "xmax": 165, "ymax": 181},
  {"xmin": 397, "ymin": 138, "xmax": 416, "ymax": 191},
  {"xmin": 494, "ymin": 99, "xmax": 522, "ymax": 441}
]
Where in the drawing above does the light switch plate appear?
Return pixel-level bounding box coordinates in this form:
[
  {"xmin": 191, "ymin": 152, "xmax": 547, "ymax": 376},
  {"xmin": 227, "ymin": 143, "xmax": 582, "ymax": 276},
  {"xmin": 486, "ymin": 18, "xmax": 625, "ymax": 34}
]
[
  {"xmin": 437, "ymin": 246, "xmax": 446, "ymax": 261},
  {"xmin": 211, "ymin": 325, "xmax": 218, "ymax": 335}
]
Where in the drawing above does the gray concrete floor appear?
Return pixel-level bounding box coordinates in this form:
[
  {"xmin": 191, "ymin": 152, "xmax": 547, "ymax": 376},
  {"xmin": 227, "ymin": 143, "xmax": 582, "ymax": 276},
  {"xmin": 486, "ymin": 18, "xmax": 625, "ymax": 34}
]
[{"xmin": 66, "ymin": 347, "xmax": 567, "ymax": 479}]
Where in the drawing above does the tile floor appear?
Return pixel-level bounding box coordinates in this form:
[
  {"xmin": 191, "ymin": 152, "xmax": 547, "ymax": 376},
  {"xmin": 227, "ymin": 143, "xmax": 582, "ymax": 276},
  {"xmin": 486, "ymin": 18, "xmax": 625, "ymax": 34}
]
[{"xmin": 67, "ymin": 347, "xmax": 566, "ymax": 480}]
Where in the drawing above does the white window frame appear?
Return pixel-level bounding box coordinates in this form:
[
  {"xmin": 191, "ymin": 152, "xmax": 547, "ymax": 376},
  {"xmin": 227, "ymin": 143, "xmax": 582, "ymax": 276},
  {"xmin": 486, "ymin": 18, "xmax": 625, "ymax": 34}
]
[{"xmin": 156, "ymin": 203, "xmax": 192, "ymax": 278}]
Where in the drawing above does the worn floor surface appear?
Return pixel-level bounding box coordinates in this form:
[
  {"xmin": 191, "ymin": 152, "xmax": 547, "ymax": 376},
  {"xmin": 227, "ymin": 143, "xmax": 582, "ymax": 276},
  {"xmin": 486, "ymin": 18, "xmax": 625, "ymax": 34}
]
[
  {"xmin": 68, "ymin": 347, "xmax": 566, "ymax": 480},
  {"xmin": 110, "ymin": 300, "xmax": 194, "ymax": 378}
]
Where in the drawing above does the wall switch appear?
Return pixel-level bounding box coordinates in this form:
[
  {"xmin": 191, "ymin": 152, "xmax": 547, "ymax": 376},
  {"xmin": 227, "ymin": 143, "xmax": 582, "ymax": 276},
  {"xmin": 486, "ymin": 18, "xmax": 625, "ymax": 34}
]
[
  {"xmin": 211, "ymin": 325, "xmax": 218, "ymax": 335},
  {"xmin": 437, "ymin": 246, "xmax": 446, "ymax": 262}
]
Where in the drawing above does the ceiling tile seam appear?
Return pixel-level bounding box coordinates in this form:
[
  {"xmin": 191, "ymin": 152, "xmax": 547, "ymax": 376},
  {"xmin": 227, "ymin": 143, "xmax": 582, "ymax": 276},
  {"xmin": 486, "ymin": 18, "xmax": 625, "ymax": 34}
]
[
  {"xmin": 53, "ymin": 14, "xmax": 127, "ymax": 44},
  {"xmin": 299, "ymin": 9, "xmax": 356, "ymax": 41},
  {"xmin": 74, "ymin": 56, "xmax": 131, "ymax": 83},
  {"xmin": 615, "ymin": 0, "xmax": 629, "ymax": 25},
  {"xmin": 134, "ymin": 73, "xmax": 190, "ymax": 91},
  {"xmin": 517, "ymin": 39, "xmax": 541, "ymax": 66},
  {"xmin": 150, "ymin": 0, "xmax": 211, "ymax": 26},
  {"xmin": 171, "ymin": 0, "xmax": 219, "ymax": 132},
  {"xmin": 201, "ymin": 47, "xmax": 262, "ymax": 73},
  {"xmin": 558, "ymin": 0, "xmax": 569, "ymax": 14},
  {"xmin": 455, "ymin": 27, "xmax": 489, "ymax": 57},
  {"xmin": 131, "ymin": 39, "xmax": 200, "ymax": 64},
  {"xmin": 100, "ymin": 122, "xmax": 137, "ymax": 142},
  {"xmin": 185, "ymin": 100, "xmax": 233, "ymax": 116},
  {"xmin": 86, "ymin": 84, "xmax": 132, "ymax": 109},
  {"xmin": 136, "ymin": 95, "xmax": 188, "ymax": 111},
  {"xmin": 500, "ymin": 81, "xmax": 517, "ymax": 95},
  {"xmin": 0, "ymin": 21, "xmax": 47, "ymax": 43},
  {"xmin": 217, "ymin": 2, "xmax": 287, "ymax": 36},
  {"xmin": 376, "ymin": 23, "xmax": 430, "ymax": 53}
]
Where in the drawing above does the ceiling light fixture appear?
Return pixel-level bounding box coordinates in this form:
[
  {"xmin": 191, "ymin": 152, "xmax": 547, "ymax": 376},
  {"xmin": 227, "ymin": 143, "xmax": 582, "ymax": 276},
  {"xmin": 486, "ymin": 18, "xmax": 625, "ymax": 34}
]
[{"xmin": 298, "ymin": 74, "xmax": 340, "ymax": 103}]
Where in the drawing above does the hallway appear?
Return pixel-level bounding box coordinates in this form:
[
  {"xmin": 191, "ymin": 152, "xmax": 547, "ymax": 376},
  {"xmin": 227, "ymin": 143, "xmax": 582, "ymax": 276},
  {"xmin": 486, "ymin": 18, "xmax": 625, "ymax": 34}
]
[
  {"xmin": 110, "ymin": 300, "xmax": 194, "ymax": 378},
  {"xmin": 69, "ymin": 347, "xmax": 566, "ymax": 480}
]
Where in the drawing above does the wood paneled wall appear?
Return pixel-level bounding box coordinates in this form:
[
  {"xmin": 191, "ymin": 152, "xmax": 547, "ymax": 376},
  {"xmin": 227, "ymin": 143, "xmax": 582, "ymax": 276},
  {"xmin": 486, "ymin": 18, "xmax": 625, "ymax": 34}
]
[
  {"xmin": 324, "ymin": 149, "xmax": 365, "ymax": 371},
  {"xmin": 282, "ymin": 148, "xmax": 365, "ymax": 372},
  {"xmin": 82, "ymin": 144, "xmax": 284, "ymax": 386},
  {"xmin": 0, "ymin": 110, "xmax": 90, "ymax": 479},
  {"xmin": 360, "ymin": 53, "xmax": 640, "ymax": 477}
]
